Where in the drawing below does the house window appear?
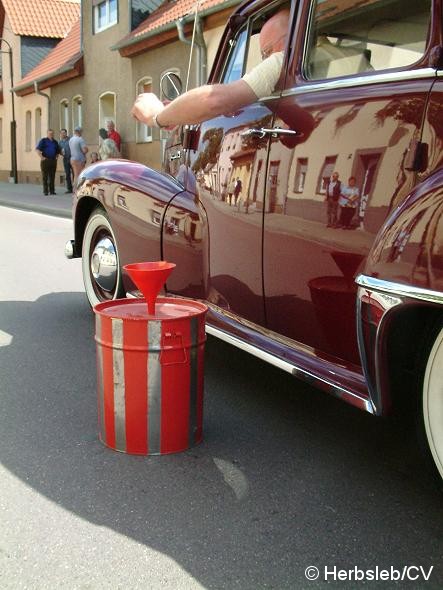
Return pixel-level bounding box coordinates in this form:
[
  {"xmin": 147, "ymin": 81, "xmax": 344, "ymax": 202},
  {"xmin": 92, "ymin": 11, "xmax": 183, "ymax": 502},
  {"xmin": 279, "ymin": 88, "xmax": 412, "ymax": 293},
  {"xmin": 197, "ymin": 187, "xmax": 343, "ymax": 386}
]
[
  {"xmin": 99, "ymin": 92, "xmax": 116, "ymax": 130},
  {"xmin": 25, "ymin": 111, "xmax": 32, "ymax": 151},
  {"xmin": 94, "ymin": 0, "xmax": 118, "ymax": 33},
  {"xmin": 35, "ymin": 108, "xmax": 42, "ymax": 143},
  {"xmin": 136, "ymin": 78, "xmax": 152, "ymax": 143},
  {"xmin": 73, "ymin": 96, "xmax": 83, "ymax": 129},
  {"xmin": 317, "ymin": 156, "xmax": 337, "ymax": 194},
  {"xmin": 60, "ymin": 99, "xmax": 69, "ymax": 132},
  {"xmin": 294, "ymin": 158, "xmax": 308, "ymax": 193},
  {"xmin": 131, "ymin": 0, "xmax": 156, "ymax": 30}
]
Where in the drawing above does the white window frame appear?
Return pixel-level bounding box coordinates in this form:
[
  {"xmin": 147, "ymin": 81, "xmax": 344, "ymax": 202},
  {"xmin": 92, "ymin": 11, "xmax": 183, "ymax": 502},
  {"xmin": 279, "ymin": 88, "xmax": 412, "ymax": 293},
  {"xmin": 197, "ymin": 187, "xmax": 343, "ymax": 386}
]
[
  {"xmin": 72, "ymin": 95, "xmax": 83, "ymax": 129},
  {"xmin": 94, "ymin": 0, "xmax": 118, "ymax": 34},
  {"xmin": 99, "ymin": 91, "xmax": 116, "ymax": 131},
  {"xmin": 135, "ymin": 77, "xmax": 153, "ymax": 143},
  {"xmin": 60, "ymin": 99, "xmax": 69, "ymax": 133}
]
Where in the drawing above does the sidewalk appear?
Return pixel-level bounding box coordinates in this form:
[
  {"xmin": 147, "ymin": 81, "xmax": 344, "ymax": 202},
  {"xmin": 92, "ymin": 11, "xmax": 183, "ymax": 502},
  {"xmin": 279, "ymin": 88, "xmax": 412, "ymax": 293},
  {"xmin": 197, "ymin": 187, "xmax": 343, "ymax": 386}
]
[{"xmin": 0, "ymin": 181, "xmax": 72, "ymax": 219}]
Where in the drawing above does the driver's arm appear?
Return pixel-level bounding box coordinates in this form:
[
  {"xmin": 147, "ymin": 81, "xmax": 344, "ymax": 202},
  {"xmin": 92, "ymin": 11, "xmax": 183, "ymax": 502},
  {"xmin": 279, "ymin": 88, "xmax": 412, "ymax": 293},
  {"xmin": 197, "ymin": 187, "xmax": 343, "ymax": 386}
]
[{"xmin": 131, "ymin": 79, "xmax": 257, "ymax": 127}]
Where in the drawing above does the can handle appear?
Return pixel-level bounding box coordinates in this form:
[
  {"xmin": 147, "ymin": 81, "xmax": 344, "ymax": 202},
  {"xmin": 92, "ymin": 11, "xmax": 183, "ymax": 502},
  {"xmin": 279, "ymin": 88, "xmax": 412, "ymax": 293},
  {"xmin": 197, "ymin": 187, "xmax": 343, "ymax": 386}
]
[{"xmin": 160, "ymin": 331, "xmax": 188, "ymax": 365}]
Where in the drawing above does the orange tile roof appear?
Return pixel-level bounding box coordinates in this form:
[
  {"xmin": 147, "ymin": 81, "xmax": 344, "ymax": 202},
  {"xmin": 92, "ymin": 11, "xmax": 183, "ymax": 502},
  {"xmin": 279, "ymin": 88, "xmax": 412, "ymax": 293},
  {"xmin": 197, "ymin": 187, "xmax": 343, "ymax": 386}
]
[
  {"xmin": 115, "ymin": 0, "xmax": 239, "ymax": 50},
  {"xmin": 14, "ymin": 18, "xmax": 82, "ymax": 93},
  {"xmin": 3, "ymin": 0, "xmax": 80, "ymax": 38}
]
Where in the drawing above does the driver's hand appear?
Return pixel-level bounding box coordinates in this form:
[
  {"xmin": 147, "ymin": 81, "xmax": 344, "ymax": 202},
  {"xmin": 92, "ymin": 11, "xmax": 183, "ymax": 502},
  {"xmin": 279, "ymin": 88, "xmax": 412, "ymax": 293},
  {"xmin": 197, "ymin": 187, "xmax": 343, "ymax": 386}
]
[{"xmin": 131, "ymin": 93, "xmax": 164, "ymax": 126}]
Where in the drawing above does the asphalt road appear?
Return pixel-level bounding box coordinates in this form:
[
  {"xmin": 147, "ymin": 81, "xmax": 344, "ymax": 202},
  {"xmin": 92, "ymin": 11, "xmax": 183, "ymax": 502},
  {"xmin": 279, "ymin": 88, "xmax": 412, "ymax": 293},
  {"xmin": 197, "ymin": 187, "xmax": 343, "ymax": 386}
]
[{"xmin": 0, "ymin": 206, "xmax": 442, "ymax": 590}]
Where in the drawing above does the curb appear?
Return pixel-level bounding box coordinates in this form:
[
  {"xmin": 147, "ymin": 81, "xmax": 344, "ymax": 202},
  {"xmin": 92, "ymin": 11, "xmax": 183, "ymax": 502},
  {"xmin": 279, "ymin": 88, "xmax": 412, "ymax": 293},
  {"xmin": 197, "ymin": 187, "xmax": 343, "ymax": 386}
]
[{"xmin": 0, "ymin": 198, "xmax": 72, "ymax": 219}]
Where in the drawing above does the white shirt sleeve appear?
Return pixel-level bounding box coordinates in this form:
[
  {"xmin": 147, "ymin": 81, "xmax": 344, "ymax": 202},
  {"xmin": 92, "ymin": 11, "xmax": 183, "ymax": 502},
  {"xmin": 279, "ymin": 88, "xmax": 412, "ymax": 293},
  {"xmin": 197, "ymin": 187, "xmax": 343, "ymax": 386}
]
[{"xmin": 242, "ymin": 52, "xmax": 284, "ymax": 99}]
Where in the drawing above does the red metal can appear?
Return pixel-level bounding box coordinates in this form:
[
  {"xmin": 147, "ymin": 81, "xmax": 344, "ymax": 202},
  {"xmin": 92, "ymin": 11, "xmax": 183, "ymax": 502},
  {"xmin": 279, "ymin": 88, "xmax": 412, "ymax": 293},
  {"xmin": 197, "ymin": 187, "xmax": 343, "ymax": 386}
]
[{"xmin": 94, "ymin": 297, "xmax": 207, "ymax": 455}]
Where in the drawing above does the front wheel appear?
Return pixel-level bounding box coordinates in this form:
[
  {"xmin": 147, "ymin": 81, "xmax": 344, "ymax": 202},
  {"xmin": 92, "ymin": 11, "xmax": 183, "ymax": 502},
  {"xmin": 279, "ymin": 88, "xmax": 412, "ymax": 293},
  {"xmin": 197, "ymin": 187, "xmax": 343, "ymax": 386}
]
[
  {"xmin": 422, "ymin": 326, "xmax": 443, "ymax": 482},
  {"xmin": 82, "ymin": 208, "xmax": 125, "ymax": 307}
]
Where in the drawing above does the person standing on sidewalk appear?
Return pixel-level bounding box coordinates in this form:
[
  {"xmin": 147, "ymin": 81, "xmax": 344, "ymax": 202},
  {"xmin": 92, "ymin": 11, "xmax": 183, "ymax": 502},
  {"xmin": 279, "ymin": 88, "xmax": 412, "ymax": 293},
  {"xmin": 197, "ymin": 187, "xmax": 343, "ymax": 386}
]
[
  {"xmin": 324, "ymin": 171, "xmax": 341, "ymax": 227},
  {"xmin": 106, "ymin": 120, "xmax": 121, "ymax": 152},
  {"xmin": 59, "ymin": 129, "xmax": 73, "ymax": 193},
  {"xmin": 69, "ymin": 126, "xmax": 88, "ymax": 184},
  {"xmin": 36, "ymin": 129, "xmax": 60, "ymax": 195}
]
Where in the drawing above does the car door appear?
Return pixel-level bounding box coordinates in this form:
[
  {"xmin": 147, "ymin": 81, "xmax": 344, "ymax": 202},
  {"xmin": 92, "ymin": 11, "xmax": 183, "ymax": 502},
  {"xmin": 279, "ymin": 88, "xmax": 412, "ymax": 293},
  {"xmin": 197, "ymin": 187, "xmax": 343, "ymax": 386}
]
[
  {"xmin": 263, "ymin": 0, "xmax": 435, "ymax": 365},
  {"xmin": 187, "ymin": 3, "xmax": 291, "ymax": 326}
]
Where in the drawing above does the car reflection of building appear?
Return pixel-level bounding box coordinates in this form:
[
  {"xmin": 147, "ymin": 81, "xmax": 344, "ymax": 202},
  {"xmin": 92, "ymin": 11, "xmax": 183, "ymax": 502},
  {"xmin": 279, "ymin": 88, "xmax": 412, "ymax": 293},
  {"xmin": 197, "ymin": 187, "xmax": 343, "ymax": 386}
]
[{"xmin": 282, "ymin": 99, "xmax": 417, "ymax": 231}]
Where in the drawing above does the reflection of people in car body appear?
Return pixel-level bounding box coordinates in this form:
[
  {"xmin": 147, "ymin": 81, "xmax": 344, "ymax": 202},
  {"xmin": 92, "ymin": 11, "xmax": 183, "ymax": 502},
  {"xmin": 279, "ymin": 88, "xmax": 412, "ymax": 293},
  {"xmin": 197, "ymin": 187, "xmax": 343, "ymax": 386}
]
[{"xmin": 131, "ymin": 8, "xmax": 290, "ymax": 129}]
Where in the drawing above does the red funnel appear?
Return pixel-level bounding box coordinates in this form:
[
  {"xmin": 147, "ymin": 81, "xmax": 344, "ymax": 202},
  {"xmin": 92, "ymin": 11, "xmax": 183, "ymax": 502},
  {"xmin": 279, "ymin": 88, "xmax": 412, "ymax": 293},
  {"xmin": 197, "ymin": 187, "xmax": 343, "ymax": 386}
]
[{"xmin": 124, "ymin": 261, "xmax": 176, "ymax": 315}]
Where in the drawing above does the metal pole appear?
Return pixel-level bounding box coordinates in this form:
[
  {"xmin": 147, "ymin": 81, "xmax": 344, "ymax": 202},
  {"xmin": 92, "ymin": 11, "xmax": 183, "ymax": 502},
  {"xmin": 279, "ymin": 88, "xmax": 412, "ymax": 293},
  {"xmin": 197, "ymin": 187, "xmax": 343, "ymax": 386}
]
[{"xmin": 0, "ymin": 38, "xmax": 18, "ymax": 183}]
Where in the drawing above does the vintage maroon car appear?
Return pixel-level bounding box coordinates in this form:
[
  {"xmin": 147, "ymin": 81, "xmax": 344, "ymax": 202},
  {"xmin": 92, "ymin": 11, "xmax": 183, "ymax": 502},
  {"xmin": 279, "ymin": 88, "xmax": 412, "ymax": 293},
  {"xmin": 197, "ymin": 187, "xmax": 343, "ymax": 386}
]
[{"xmin": 66, "ymin": 0, "xmax": 443, "ymax": 482}]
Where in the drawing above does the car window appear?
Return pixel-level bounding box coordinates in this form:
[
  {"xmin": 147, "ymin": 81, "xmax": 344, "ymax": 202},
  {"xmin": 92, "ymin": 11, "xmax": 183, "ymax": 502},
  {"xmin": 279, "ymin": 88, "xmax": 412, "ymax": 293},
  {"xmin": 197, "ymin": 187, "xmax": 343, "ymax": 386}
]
[
  {"xmin": 305, "ymin": 0, "xmax": 431, "ymax": 80},
  {"xmin": 222, "ymin": 28, "xmax": 248, "ymax": 83},
  {"xmin": 221, "ymin": 3, "xmax": 289, "ymax": 87}
]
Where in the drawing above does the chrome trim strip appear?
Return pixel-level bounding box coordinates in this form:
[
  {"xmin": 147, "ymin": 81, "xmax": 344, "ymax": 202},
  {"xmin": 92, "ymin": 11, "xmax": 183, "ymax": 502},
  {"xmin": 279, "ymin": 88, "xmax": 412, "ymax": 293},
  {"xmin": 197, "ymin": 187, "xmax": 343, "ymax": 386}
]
[
  {"xmin": 275, "ymin": 69, "xmax": 436, "ymax": 99},
  {"xmin": 356, "ymin": 275, "xmax": 443, "ymax": 306},
  {"xmin": 205, "ymin": 324, "xmax": 373, "ymax": 413}
]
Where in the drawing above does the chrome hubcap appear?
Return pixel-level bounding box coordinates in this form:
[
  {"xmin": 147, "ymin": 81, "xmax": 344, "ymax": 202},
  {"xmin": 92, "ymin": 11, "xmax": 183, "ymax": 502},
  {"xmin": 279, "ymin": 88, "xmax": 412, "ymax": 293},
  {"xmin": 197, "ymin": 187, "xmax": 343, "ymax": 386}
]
[{"xmin": 90, "ymin": 236, "xmax": 117, "ymax": 292}]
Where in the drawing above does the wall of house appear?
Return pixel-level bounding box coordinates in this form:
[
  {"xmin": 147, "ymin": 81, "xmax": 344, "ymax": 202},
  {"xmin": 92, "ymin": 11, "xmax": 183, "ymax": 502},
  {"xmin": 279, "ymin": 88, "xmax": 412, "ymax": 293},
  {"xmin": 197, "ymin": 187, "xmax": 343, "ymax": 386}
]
[{"xmin": 1, "ymin": 3, "xmax": 233, "ymax": 183}]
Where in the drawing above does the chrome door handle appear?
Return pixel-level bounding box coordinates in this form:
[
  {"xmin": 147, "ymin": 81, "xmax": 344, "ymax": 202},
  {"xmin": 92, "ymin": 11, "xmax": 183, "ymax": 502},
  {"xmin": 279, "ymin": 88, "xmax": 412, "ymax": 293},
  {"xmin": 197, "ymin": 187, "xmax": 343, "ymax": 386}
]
[
  {"xmin": 241, "ymin": 127, "xmax": 300, "ymax": 139},
  {"xmin": 169, "ymin": 150, "xmax": 182, "ymax": 161}
]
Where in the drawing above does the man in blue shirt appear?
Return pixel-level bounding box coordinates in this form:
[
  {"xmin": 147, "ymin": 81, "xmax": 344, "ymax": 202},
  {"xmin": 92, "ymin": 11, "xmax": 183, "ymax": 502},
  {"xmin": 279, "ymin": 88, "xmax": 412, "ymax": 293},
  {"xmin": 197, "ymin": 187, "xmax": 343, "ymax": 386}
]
[{"xmin": 36, "ymin": 129, "xmax": 60, "ymax": 195}]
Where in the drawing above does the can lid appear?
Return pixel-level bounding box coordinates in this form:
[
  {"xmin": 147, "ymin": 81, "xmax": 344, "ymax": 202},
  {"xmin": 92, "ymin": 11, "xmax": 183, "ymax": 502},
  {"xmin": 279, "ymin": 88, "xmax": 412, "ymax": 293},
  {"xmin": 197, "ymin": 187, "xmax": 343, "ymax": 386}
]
[{"xmin": 94, "ymin": 297, "xmax": 207, "ymax": 321}]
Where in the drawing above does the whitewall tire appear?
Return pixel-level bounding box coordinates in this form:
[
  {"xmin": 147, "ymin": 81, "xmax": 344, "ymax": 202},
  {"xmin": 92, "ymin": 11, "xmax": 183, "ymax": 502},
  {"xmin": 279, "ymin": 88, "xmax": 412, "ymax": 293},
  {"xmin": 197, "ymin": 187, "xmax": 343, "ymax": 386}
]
[
  {"xmin": 423, "ymin": 327, "xmax": 443, "ymax": 481},
  {"xmin": 82, "ymin": 209, "xmax": 124, "ymax": 307}
]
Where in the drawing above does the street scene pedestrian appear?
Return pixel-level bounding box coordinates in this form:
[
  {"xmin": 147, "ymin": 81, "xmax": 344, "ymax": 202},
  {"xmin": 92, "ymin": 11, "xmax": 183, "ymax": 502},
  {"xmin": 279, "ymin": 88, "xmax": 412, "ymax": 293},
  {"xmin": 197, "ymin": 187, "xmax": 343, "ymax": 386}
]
[
  {"xmin": 99, "ymin": 137, "xmax": 120, "ymax": 160},
  {"xmin": 69, "ymin": 126, "xmax": 88, "ymax": 183},
  {"xmin": 106, "ymin": 120, "xmax": 121, "ymax": 152},
  {"xmin": 89, "ymin": 151, "xmax": 100, "ymax": 164},
  {"xmin": 324, "ymin": 171, "xmax": 341, "ymax": 227},
  {"xmin": 35, "ymin": 129, "xmax": 60, "ymax": 196},
  {"xmin": 338, "ymin": 176, "xmax": 360, "ymax": 228},
  {"xmin": 59, "ymin": 128, "xmax": 73, "ymax": 193}
]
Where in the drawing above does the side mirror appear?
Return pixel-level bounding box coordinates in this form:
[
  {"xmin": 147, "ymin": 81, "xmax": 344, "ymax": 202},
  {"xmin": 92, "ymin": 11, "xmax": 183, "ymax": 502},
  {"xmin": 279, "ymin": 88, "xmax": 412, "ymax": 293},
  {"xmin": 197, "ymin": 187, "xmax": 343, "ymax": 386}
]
[{"xmin": 160, "ymin": 72, "xmax": 183, "ymax": 101}]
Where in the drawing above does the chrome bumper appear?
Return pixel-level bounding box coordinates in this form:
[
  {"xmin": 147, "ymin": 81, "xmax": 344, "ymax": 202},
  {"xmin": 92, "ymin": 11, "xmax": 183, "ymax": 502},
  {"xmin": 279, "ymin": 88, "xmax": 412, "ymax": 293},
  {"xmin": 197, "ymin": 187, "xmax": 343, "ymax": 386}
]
[{"xmin": 64, "ymin": 239, "xmax": 77, "ymax": 259}]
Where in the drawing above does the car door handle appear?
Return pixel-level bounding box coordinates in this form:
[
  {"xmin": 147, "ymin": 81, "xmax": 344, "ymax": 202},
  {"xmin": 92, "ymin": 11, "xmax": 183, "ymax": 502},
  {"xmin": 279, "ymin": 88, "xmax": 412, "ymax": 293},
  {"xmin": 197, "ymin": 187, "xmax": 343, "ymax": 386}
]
[
  {"xmin": 169, "ymin": 150, "xmax": 182, "ymax": 161},
  {"xmin": 241, "ymin": 127, "xmax": 301, "ymax": 139}
]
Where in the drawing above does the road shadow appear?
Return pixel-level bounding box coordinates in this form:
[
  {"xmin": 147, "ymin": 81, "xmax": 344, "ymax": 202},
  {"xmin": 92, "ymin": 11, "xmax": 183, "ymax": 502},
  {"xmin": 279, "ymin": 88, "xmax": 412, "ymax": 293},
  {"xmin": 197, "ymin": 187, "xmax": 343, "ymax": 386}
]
[{"xmin": 0, "ymin": 293, "xmax": 442, "ymax": 589}]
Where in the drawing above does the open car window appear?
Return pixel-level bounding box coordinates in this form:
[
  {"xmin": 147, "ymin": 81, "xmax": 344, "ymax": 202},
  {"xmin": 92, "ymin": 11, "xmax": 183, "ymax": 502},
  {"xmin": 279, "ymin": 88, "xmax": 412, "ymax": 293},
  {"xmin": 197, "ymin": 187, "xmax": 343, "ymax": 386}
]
[
  {"xmin": 305, "ymin": 0, "xmax": 432, "ymax": 81},
  {"xmin": 221, "ymin": 3, "xmax": 289, "ymax": 89}
]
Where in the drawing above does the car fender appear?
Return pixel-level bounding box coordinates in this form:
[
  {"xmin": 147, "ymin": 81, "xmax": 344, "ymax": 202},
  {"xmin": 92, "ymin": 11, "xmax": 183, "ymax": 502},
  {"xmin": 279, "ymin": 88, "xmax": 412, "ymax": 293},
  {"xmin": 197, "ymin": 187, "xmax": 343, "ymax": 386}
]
[
  {"xmin": 73, "ymin": 160, "xmax": 186, "ymax": 290},
  {"xmin": 356, "ymin": 168, "xmax": 443, "ymax": 415}
]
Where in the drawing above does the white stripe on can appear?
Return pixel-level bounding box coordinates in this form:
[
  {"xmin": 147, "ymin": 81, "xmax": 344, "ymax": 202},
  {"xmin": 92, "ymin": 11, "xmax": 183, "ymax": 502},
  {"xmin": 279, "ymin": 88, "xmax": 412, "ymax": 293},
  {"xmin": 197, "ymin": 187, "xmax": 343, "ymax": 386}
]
[
  {"xmin": 95, "ymin": 314, "xmax": 106, "ymax": 443},
  {"xmin": 148, "ymin": 320, "xmax": 162, "ymax": 454},
  {"xmin": 112, "ymin": 318, "xmax": 126, "ymax": 452}
]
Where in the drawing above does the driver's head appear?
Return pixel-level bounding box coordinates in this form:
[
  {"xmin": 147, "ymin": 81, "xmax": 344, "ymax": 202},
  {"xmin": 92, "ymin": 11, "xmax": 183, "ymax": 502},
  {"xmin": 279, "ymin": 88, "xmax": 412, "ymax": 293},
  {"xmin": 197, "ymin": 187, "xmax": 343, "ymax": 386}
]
[{"xmin": 260, "ymin": 8, "xmax": 290, "ymax": 60}]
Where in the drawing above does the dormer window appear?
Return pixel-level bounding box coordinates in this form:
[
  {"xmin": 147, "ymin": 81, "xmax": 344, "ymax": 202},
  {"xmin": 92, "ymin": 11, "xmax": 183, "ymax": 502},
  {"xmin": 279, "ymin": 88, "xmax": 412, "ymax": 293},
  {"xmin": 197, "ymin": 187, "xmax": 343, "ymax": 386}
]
[{"xmin": 94, "ymin": 0, "xmax": 118, "ymax": 33}]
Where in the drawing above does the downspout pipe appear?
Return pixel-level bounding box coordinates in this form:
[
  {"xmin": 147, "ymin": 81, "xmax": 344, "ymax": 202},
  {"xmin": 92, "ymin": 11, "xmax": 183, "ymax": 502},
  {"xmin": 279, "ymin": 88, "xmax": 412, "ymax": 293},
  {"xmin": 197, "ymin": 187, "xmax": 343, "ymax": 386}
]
[
  {"xmin": 176, "ymin": 14, "xmax": 207, "ymax": 87},
  {"xmin": 34, "ymin": 81, "xmax": 51, "ymax": 129},
  {"xmin": 194, "ymin": 14, "xmax": 207, "ymax": 86}
]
